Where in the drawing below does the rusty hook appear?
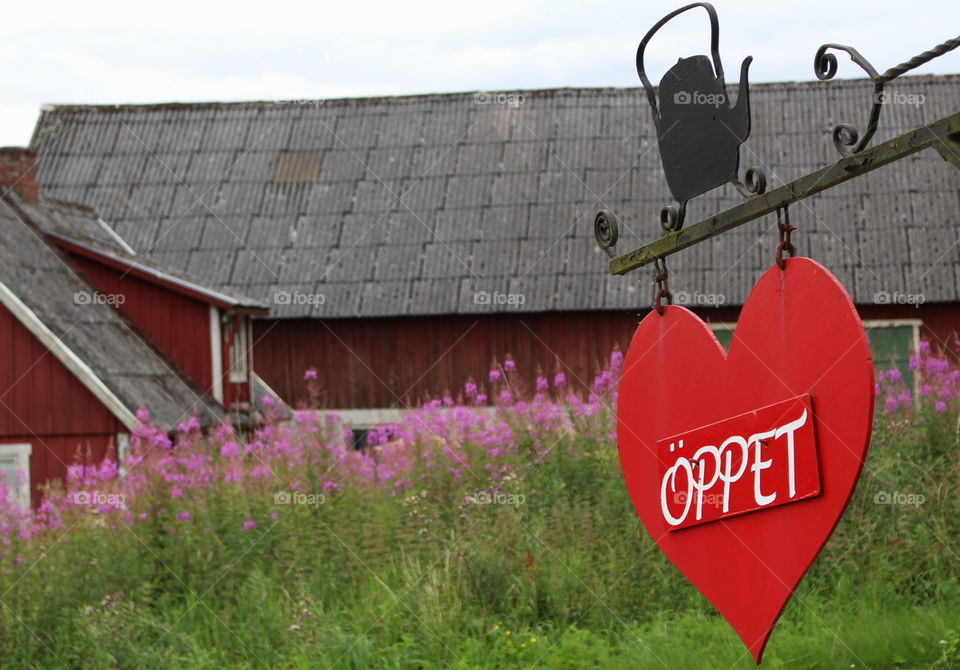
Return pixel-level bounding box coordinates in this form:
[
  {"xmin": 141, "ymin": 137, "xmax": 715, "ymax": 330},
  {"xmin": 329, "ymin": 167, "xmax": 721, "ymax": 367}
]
[
  {"xmin": 775, "ymin": 206, "xmax": 796, "ymax": 269},
  {"xmin": 653, "ymin": 257, "xmax": 673, "ymax": 314}
]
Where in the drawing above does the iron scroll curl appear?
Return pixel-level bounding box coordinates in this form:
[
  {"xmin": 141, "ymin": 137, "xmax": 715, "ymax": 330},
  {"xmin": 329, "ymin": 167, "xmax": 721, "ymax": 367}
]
[{"xmin": 815, "ymin": 36, "xmax": 960, "ymax": 157}]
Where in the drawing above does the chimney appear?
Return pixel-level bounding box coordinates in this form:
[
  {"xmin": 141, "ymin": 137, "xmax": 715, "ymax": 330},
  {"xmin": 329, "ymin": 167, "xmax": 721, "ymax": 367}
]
[{"xmin": 0, "ymin": 147, "xmax": 39, "ymax": 204}]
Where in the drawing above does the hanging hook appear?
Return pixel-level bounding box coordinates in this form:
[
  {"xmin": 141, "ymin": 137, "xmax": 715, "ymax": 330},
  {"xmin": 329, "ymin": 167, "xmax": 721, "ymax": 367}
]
[
  {"xmin": 775, "ymin": 206, "xmax": 796, "ymax": 269},
  {"xmin": 653, "ymin": 257, "xmax": 673, "ymax": 314}
]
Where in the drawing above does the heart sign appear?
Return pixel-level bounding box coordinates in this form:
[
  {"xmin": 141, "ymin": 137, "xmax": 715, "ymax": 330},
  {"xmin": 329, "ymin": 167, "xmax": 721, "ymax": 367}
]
[{"xmin": 617, "ymin": 257, "xmax": 874, "ymax": 663}]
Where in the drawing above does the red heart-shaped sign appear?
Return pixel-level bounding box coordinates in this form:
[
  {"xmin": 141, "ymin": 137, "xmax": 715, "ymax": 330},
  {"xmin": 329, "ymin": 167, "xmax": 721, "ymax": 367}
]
[{"xmin": 618, "ymin": 257, "xmax": 874, "ymax": 663}]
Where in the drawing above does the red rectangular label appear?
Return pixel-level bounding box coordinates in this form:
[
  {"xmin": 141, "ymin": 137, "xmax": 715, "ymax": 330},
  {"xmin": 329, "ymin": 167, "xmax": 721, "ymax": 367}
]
[{"xmin": 657, "ymin": 395, "xmax": 820, "ymax": 531}]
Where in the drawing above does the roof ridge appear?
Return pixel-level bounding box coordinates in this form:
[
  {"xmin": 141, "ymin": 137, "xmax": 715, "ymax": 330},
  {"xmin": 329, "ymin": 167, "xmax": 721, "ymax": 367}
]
[{"xmin": 34, "ymin": 73, "xmax": 960, "ymax": 113}]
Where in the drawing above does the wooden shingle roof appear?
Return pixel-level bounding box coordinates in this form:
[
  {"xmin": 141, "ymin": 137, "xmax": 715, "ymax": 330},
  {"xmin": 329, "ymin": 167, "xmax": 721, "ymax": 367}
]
[{"xmin": 29, "ymin": 75, "xmax": 960, "ymax": 317}]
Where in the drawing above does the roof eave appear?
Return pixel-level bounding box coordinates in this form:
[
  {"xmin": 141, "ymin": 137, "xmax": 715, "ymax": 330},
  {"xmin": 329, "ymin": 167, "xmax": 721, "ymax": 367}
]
[{"xmin": 47, "ymin": 234, "xmax": 270, "ymax": 314}]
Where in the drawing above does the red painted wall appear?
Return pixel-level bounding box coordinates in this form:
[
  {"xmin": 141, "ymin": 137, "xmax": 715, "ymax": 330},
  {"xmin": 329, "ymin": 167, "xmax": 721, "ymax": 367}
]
[
  {"xmin": 63, "ymin": 253, "xmax": 215, "ymax": 400},
  {"xmin": 252, "ymin": 303, "xmax": 960, "ymax": 409},
  {"xmin": 0, "ymin": 302, "xmax": 122, "ymax": 503}
]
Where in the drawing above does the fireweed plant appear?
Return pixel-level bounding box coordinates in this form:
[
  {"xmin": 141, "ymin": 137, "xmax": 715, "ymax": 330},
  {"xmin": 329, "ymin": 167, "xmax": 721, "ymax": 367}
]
[{"xmin": 0, "ymin": 344, "xmax": 957, "ymax": 668}]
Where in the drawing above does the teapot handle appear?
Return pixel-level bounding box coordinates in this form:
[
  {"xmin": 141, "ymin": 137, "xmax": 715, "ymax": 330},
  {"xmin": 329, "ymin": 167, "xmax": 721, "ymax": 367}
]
[{"xmin": 636, "ymin": 2, "xmax": 723, "ymax": 115}]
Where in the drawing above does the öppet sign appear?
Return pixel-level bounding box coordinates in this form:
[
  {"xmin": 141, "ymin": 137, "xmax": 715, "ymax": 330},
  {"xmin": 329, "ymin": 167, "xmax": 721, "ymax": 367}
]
[
  {"xmin": 617, "ymin": 257, "xmax": 874, "ymax": 663},
  {"xmin": 659, "ymin": 395, "xmax": 820, "ymax": 532}
]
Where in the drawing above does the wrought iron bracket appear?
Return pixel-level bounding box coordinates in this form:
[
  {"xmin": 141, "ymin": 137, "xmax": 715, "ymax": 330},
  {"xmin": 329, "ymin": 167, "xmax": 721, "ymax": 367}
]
[{"xmin": 607, "ymin": 110, "xmax": 960, "ymax": 274}]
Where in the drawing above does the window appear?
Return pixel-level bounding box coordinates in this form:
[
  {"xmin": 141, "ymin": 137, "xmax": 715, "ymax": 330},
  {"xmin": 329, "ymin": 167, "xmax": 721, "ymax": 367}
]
[
  {"xmin": 864, "ymin": 320, "xmax": 920, "ymax": 389},
  {"xmin": 709, "ymin": 319, "xmax": 920, "ymax": 387},
  {"xmin": 0, "ymin": 443, "xmax": 32, "ymax": 508},
  {"xmin": 228, "ymin": 316, "xmax": 249, "ymax": 383}
]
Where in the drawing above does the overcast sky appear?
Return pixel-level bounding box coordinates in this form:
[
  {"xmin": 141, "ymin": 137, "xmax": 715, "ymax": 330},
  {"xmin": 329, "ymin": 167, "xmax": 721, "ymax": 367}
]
[{"xmin": 2, "ymin": 0, "xmax": 958, "ymax": 146}]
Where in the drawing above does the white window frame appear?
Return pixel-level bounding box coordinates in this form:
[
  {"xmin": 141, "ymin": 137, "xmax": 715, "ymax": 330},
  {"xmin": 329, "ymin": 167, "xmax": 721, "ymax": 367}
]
[
  {"xmin": 861, "ymin": 318, "xmax": 922, "ymax": 355},
  {"xmin": 209, "ymin": 305, "xmax": 224, "ymax": 402},
  {"xmin": 0, "ymin": 443, "xmax": 32, "ymax": 508},
  {"xmin": 709, "ymin": 319, "xmax": 921, "ymax": 350},
  {"xmin": 228, "ymin": 315, "xmax": 250, "ymax": 383}
]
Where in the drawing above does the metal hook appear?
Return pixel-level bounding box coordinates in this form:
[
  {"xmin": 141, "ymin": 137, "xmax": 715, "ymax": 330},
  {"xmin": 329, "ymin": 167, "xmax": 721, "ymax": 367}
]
[
  {"xmin": 653, "ymin": 257, "xmax": 673, "ymax": 314},
  {"xmin": 775, "ymin": 206, "xmax": 796, "ymax": 269}
]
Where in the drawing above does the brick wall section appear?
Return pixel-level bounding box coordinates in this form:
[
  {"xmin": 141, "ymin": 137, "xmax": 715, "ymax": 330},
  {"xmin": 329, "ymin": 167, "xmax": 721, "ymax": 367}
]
[{"xmin": 0, "ymin": 147, "xmax": 39, "ymax": 203}]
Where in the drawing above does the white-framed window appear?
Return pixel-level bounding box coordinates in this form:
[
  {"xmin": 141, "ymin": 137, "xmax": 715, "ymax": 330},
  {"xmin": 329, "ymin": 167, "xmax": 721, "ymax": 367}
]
[
  {"xmin": 862, "ymin": 319, "xmax": 921, "ymax": 389},
  {"xmin": 709, "ymin": 319, "xmax": 922, "ymax": 387},
  {"xmin": 0, "ymin": 443, "xmax": 32, "ymax": 508},
  {"xmin": 228, "ymin": 315, "xmax": 250, "ymax": 383}
]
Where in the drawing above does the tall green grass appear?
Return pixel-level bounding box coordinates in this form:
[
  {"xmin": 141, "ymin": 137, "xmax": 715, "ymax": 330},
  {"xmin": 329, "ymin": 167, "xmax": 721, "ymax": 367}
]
[{"xmin": 0, "ymin": 392, "xmax": 958, "ymax": 668}]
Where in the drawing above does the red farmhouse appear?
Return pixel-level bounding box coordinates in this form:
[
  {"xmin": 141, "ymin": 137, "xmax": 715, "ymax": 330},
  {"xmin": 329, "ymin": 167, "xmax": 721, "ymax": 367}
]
[{"xmin": 0, "ymin": 148, "xmax": 267, "ymax": 505}]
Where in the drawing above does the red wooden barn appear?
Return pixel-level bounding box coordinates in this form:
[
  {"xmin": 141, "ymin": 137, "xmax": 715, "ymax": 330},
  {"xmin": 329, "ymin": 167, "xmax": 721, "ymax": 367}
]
[
  {"xmin": 19, "ymin": 75, "xmax": 960, "ymax": 428},
  {"xmin": 0, "ymin": 148, "xmax": 267, "ymax": 505}
]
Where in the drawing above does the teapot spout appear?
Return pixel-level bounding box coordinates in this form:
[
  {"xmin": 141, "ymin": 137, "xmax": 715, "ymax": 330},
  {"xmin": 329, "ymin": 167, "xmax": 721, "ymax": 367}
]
[{"xmin": 728, "ymin": 56, "xmax": 753, "ymax": 141}]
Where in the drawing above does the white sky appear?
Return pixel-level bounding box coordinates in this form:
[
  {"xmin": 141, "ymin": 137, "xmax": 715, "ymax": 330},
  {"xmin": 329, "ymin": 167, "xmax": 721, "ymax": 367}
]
[{"xmin": 2, "ymin": 0, "xmax": 959, "ymax": 146}]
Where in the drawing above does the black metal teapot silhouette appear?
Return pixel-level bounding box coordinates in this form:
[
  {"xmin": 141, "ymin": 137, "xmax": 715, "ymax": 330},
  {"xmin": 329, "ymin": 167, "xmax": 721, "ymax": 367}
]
[{"xmin": 637, "ymin": 2, "xmax": 759, "ymax": 230}]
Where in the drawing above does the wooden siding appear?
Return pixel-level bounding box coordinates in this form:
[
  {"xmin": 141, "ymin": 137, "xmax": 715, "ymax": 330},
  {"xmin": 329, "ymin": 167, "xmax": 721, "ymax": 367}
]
[
  {"xmin": 253, "ymin": 304, "xmax": 960, "ymax": 409},
  {"xmin": 63, "ymin": 252, "xmax": 216, "ymax": 398},
  {"xmin": 0, "ymin": 302, "xmax": 123, "ymax": 502}
]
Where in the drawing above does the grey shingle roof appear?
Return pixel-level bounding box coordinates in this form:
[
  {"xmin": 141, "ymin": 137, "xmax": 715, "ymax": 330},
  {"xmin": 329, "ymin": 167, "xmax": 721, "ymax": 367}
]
[
  {"xmin": 0, "ymin": 198, "xmax": 224, "ymax": 429},
  {"xmin": 13, "ymin": 193, "xmax": 268, "ymax": 311},
  {"xmin": 29, "ymin": 76, "xmax": 960, "ymax": 317}
]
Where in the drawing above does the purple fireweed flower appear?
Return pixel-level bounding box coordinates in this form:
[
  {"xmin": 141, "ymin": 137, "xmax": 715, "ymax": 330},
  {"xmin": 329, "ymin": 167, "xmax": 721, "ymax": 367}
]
[
  {"xmin": 220, "ymin": 442, "xmax": 242, "ymax": 458},
  {"xmin": 553, "ymin": 371, "xmax": 567, "ymax": 388},
  {"xmin": 897, "ymin": 389, "xmax": 912, "ymax": 407},
  {"xmin": 504, "ymin": 359, "xmax": 516, "ymax": 372},
  {"xmin": 536, "ymin": 375, "xmax": 549, "ymax": 392},
  {"xmin": 176, "ymin": 512, "xmax": 191, "ymax": 522},
  {"xmin": 489, "ymin": 369, "xmax": 501, "ymax": 383},
  {"xmin": 464, "ymin": 380, "xmax": 477, "ymax": 398},
  {"xmin": 935, "ymin": 400, "xmax": 948, "ymax": 413},
  {"xmin": 242, "ymin": 520, "xmax": 256, "ymax": 532},
  {"xmin": 304, "ymin": 368, "xmax": 318, "ymax": 380},
  {"xmin": 476, "ymin": 393, "xmax": 488, "ymax": 405}
]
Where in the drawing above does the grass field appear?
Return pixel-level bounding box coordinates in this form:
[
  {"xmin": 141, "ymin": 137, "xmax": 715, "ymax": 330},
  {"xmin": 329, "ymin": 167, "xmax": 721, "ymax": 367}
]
[{"xmin": 0, "ymin": 350, "xmax": 958, "ymax": 669}]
